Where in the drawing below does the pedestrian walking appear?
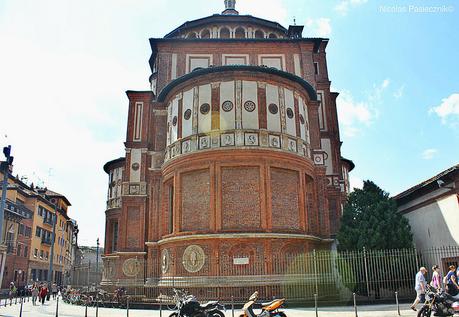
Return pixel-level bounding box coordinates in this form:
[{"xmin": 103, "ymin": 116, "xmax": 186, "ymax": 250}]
[
  {"xmin": 39, "ymin": 284, "xmax": 48, "ymax": 305},
  {"xmin": 411, "ymin": 266, "xmax": 427, "ymax": 311},
  {"xmin": 446, "ymin": 265, "xmax": 459, "ymax": 296},
  {"xmin": 8, "ymin": 282, "xmax": 16, "ymax": 303},
  {"xmin": 31, "ymin": 283, "xmax": 39, "ymax": 306},
  {"xmin": 51, "ymin": 283, "xmax": 58, "ymax": 299},
  {"xmin": 430, "ymin": 265, "xmax": 442, "ymax": 289}
]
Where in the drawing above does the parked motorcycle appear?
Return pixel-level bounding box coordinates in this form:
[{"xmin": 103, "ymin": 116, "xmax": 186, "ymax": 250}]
[
  {"xmin": 168, "ymin": 289, "xmax": 226, "ymax": 317},
  {"xmin": 417, "ymin": 285, "xmax": 459, "ymax": 317},
  {"xmin": 239, "ymin": 291, "xmax": 286, "ymax": 317}
]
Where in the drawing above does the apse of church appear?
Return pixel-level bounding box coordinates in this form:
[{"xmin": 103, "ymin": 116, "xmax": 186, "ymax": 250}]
[{"xmin": 102, "ymin": 0, "xmax": 354, "ymax": 294}]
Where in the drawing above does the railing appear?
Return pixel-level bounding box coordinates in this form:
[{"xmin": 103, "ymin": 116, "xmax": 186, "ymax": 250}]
[
  {"xmin": 102, "ymin": 246, "xmax": 459, "ymax": 305},
  {"xmin": 41, "ymin": 237, "xmax": 53, "ymax": 245}
]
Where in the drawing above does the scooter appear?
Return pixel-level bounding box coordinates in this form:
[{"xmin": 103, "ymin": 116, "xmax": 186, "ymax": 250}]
[{"xmin": 239, "ymin": 291, "xmax": 286, "ymax": 317}]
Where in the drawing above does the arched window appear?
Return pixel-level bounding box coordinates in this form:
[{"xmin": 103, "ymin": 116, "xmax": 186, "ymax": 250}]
[
  {"xmin": 235, "ymin": 27, "xmax": 245, "ymax": 39},
  {"xmin": 254, "ymin": 30, "xmax": 264, "ymax": 39},
  {"xmin": 187, "ymin": 32, "xmax": 197, "ymax": 39},
  {"xmin": 268, "ymin": 33, "xmax": 278, "ymax": 39},
  {"xmin": 220, "ymin": 27, "xmax": 230, "ymax": 39},
  {"xmin": 200, "ymin": 29, "xmax": 211, "ymax": 39}
]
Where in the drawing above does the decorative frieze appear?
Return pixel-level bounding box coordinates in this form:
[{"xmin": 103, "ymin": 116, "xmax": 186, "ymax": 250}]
[{"xmin": 122, "ymin": 182, "xmax": 148, "ymax": 196}]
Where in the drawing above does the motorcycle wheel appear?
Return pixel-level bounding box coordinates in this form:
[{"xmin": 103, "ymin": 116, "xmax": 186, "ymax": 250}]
[
  {"xmin": 417, "ymin": 306, "xmax": 432, "ymax": 317},
  {"xmin": 273, "ymin": 312, "xmax": 287, "ymax": 317},
  {"xmin": 168, "ymin": 312, "xmax": 179, "ymax": 317},
  {"xmin": 207, "ymin": 310, "xmax": 225, "ymax": 317}
]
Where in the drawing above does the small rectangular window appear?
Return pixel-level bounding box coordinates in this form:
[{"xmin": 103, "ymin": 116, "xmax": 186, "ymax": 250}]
[{"xmin": 314, "ymin": 62, "xmax": 319, "ymax": 75}]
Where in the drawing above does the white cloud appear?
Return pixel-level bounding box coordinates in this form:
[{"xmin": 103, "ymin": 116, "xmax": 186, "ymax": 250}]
[
  {"xmin": 305, "ymin": 18, "xmax": 332, "ymax": 37},
  {"xmin": 335, "ymin": 0, "xmax": 368, "ymax": 15},
  {"xmin": 421, "ymin": 149, "xmax": 438, "ymax": 160},
  {"xmin": 336, "ymin": 79, "xmax": 389, "ymax": 137},
  {"xmin": 430, "ymin": 93, "xmax": 459, "ymax": 124},
  {"xmin": 394, "ymin": 85, "xmax": 405, "ymax": 99}
]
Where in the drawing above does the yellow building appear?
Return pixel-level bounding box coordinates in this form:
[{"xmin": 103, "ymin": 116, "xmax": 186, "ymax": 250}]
[{"xmin": 0, "ymin": 170, "xmax": 77, "ymax": 286}]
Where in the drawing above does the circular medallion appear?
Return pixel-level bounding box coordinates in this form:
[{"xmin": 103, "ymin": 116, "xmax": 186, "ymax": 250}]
[
  {"xmin": 172, "ymin": 116, "xmax": 178, "ymax": 126},
  {"xmin": 200, "ymin": 103, "xmax": 210, "ymax": 115},
  {"xmin": 131, "ymin": 163, "xmax": 140, "ymax": 171},
  {"xmin": 286, "ymin": 108, "xmax": 294, "ymax": 119},
  {"xmin": 122, "ymin": 258, "xmax": 141, "ymax": 277},
  {"xmin": 222, "ymin": 100, "xmax": 234, "ymax": 112},
  {"xmin": 184, "ymin": 109, "xmax": 192, "ymax": 120},
  {"xmin": 182, "ymin": 245, "xmax": 205, "ymax": 273},
  {"xmin": 268, "ymin": 103, "xmax": 279, "ymax": 115},
  {"xmin": 161, "ymin": 249, "xmax": 170, "ymax": 274},
  {"xmin": 244, "ymin": 101, "xmax": 256, "ymax": 112},
  {"xmin": 299, "ymin": 114, "xmax": 305, "ymax": 125}
]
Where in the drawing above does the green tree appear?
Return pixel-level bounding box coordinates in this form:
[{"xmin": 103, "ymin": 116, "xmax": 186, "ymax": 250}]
[{"xmin": 337, "ymin": 180, "xmax": 413, "ymax": 251}]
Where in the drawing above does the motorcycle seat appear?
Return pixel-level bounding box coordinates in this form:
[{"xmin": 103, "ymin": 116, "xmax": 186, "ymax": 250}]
[{"xmin": 200, "ymin": 301, "xmax": 219, "ymax": 309}]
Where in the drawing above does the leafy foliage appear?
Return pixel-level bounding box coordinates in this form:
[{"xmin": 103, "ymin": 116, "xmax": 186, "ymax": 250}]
[{"xmin": 337, "ymin": 180, "xmax": 413, "ymax": 251}]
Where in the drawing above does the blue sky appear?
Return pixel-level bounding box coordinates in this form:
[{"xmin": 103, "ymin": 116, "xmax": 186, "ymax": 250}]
[{"xmin": 0, "ymin": 0, "xmax": 457, "ymax": 246}]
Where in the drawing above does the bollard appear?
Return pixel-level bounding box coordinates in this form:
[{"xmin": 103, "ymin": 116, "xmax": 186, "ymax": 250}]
[
  {"xmin": 231, "ymin": 296, "xmax": 235, "ymax": 317},
  {"xmin": 15, "ymin": 296, "xmax": 17, "ymax": 304},
  {"xmin": 85, "ymin": 301, "xmax": 88, "ymax": 317},
  {"xmin": 19, "ymin": 297, "xmax": 23, "ymax": 317},
  {"xmin": 160, "ymin": 302, "xmax": 163, "ymax": 317},
  {"xmin": 314, "ymin": 294, "xmax": 318, "ymax": 317},
  {"xmin": 96, "ymin": 299, "xmax": 99, "ymax": 317},
  {"xmin": 126, "ymin": 296, "xmax": 130, "ymax": 317},
  {"xmin": 353, "ymin": 293, "xmax": 358, "ymax": 317},
  {"xmin": 55, "ymin": 296, "xmax": 59, "ymax": 317},
  {"xmin": 395, "ymin": 292, "xmax": 400, "ymax": 316}
]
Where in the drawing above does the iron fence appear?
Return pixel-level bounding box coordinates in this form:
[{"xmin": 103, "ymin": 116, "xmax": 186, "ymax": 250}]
[{"xmin": 103, "ymin": 246, "xmax": 459, "ymax": 305}]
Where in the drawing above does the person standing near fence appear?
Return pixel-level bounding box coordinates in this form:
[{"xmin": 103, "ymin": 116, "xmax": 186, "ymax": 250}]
[
  {"xmin": 411, "ymin": 267, "xmax": 427, "ymax": 311},
  {"xmin": 446, "ymin": 265, "xmax": 459, "ymax": 296},
  {"xmin": 51, "ymin": 283, "xmax": 58, "ymax": 299},
  {"xmin": 430, "ymin": 265, "xmax": 442, "ymax": 289}
]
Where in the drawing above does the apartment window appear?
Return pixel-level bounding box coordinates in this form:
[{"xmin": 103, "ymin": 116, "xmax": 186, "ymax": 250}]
[
  {"xmin": 35, "ymin": 227, "xmax": 41, "ymax": 237},
  {"xmin": 38, "ymin": 206, "xmax": 43, "ymax": 216},
  {"xmin": 18, "ymin": 224, "xmax": 24, "ymax": 235},
  {"xmin": 40, "ymin": 250, "xmax": 43, "ymax": 259},
  {"xmin": 17, "ymin": 244, "xmax": 21, "ymax": 256},
  {"xmin": 24, "ymin": 246, "xmax": 28, "ymax": 258},
  {"xmin": 25, "ymin": 226, "xmax": 31, "ymax": 237},
  {"xmin": 31, "ymin": 269, "xmax": 36, "ymax": 281},
  {"xmin": 34, "ymin": 248, "xmax": 38, "ymax": 257}
]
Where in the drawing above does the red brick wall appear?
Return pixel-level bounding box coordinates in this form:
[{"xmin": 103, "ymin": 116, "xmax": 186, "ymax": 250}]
[
  {"xmin": 221, "ymin": 166, "xmax": 261, "ymax": 230},
  {"xmin": 181, "ymin": 169, "xmax": 211, "ymax": 231},
  {"xmin": 270, "ymin": 168, "xmax": 300, "ymax": 231}
]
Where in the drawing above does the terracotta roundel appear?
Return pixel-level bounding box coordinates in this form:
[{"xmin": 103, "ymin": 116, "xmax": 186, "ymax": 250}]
[
  {"xmin": 172, "ymin": 116, "xmax": 178, "ymax": 126},
  {"xmin": 222, "ymin": 100, "xmax": 234, "ymax": 112},
  {"xmin": 122, "ymin": 258, "xmax": 141, "ymax": 277},
  {"xmin": 286, "ymin": 108, "xmax": 294, "ymax": 119},
  {"xmin": 182, "ymin": 245, "xmax": 205, "ymax": 273},
  {"xmin": 184, "ymin": 109, "xmax": 192, "ymax": 120},
  {"xmin": 161, "ymin": 249, "xmax": 170, "ymax": 274},
  {"xmin": 131, "ymin": 163, "xmax": 140, "ymax": 171},
  {"xmin": 268, "ymin": 103, "xmax": 279, "ymax": 115},
  {"xmin": 200, "ymin": 103, "xmax": 210, "ymax": 115},
  {"xmin": 244, "ymin": 101, "xmax": 256, "ymax": 112}
]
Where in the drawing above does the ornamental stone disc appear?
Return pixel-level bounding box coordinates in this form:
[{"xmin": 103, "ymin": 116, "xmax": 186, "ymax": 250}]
[
  {"xmin": 122, "ymin": 258, "xmax": 141, "ymax": 277},
  {"xmin": 161, "ymin": 249, "xmax": 170, "ymax": 274},
  {"xmin": 182, "ymin": 245, "xmax": 205, "ymax": 273}
]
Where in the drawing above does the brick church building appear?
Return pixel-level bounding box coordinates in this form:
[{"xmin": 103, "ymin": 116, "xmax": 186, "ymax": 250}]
[{"xmin": 102, "ymin": 0, "xmax": 354, "ymax": 298}]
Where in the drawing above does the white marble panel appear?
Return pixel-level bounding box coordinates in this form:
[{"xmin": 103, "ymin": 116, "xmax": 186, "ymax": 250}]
[
  {"xmin": 284, "ymin": 88, "xmax": 296, "ymax": 137},
  {"xmin": 266, "ymin": 84, "xmax": 281, "ymax": 132},
  {"xmin": 182, "ymin": 89, "xmax": 194, "ymax": 138},
  {"xmin": 220, "ymin": 81, "xmax": 235, "ymax": 131},
  {"xmin": 241, "ymin": 81, "xmax": 259, "ymax": 130},
  {"xmin": 198, "ymin": 84, "xmax": 212, "ymax": 134}
]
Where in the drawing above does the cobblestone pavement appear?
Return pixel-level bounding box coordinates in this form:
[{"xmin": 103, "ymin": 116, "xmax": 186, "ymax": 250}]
[{"xmin": 0, "ymin": 298, "xmax": 419, "ymax": 317}]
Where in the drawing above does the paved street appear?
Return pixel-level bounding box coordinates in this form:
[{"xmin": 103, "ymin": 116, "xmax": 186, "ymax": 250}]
[{"xmin": 0, "ymin": 297, "xmax": 419, "ymax": 317}]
